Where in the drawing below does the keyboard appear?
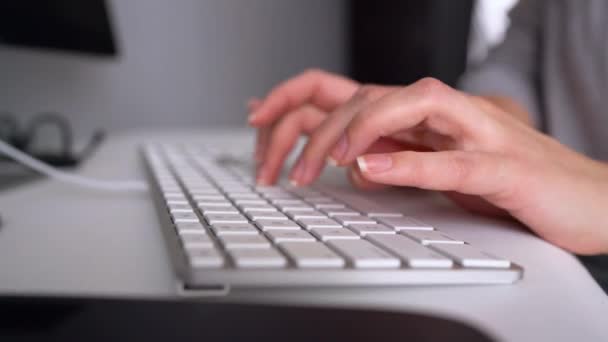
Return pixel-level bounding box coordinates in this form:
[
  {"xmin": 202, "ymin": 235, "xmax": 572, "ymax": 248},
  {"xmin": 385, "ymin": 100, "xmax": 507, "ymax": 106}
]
[{"xmin": 142, "ymin": 143, "xmax": 522, "ymax": 290}]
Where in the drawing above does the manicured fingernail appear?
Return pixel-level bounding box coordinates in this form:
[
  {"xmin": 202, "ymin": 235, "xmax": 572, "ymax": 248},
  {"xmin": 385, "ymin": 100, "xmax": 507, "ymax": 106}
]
[
  {"xmin": 289, "ymin": 158, "xmax": 306, "ymax": 185},
  {"xmin": 327, "ymin": 157, "xmax": 339, "ymax": 167},
  {"xmin": 357, "ymin": 154, "xmax": 392, "ymax": 173},
  {"xmin": 330, "ymin": 134, "xmax": 349, "ymax": 164}
]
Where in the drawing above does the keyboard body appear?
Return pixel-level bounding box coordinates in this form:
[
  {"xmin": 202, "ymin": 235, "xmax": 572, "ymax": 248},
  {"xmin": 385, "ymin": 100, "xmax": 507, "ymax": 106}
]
[{"xmin": 142, "ymin": 143, "xmax": 522, "ymax": 289}]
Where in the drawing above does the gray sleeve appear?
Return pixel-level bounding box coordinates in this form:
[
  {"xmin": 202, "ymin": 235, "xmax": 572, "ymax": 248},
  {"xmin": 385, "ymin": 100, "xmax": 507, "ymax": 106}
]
[{"xmin": 458, "ymin": 1, "xmax": 543, "ymax": 127}]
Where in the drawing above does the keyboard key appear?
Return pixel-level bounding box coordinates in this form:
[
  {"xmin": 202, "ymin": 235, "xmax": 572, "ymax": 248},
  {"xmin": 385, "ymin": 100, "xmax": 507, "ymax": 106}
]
[
  {"xmin": 167, "ymin": 203, "xmax": 193, "ymax": 211},
  {"xmin": 175, "ymin": 221, "xmax": 207, "ymax": 234},
  {"xmin": 400, "ymin": 230, "xmax": 464, "ymax": 245},
  {"xmin": 239, "ymin": 204, "xmax": 278, "ymax": 212},
  {"xmin": 219, "ymin": 234, "xmax": 270, "ymax": 249},
  {"xmin": 211, "ymin": 223, "xmax": 258, "ymax": 235},
  {"xmin": 367, "ymin": 234, "xmax": 453, "ymax": 268},
  {"xmin": 226, "ymin": 193, "xmax": 260, "ymax": 199},
  {"xmin": 166, "ymin": 200, "xmax": 189, "ymax": 205},
  {"xmin": 204, "ymin": 213, "xmax": 248, "ymax": 224},
  {"xmin": 286, "ymin": 210, "xmax": 327, "ymax": 220},
  {"xmin": 321, "ymin": 208, "xmax": 360, "ymax": 217},
  {"xmin": 431, "ymin": 244, "xmax": 510, "ymax": 268},
  {"xmin": 310, "ymin": 228, "xmax": 360, "ymax": 241},
  {"xmin": 335, "ymin": 215, "xmax": 377, "ymax": 225},
  {"xmin": 378, "ymin": 217, "xmax": 434, "ymax": 231},
  {"xmin": 171, "ymin": 212, "xmax": 200, "ymax": 223},
  {"xmin": 347, "ymin": 224, "xmax": 394, "ymax": 236},
  {"xmin": 266, "ymin": 230, "xmax": 316, "ymax": 243},
  {"xmin": 297, "ymin": 218, "xmax": 342, "ymax": 229},
  {"xmin": 230, "ymin": 248, "xmax": 287, "ymax": 268},
  {"xmin": 189, "ymin": 189, "xmax": 222, "ymax": 196},
  {"xmin": 280, "ymin": 242, "xmax": 345, "ymax": 268},
  {"xmin": 270, "ymin": 199, "xmax": 306, "ymax": 205},
  {"xmin": 196, "ymin": 200, "xmax": 232, "ymax": 207},
  {"xmin": 198, "ymin": 206, "xmax": 240, "ymax": 215},
  {"xmin": 234, "ymin": 199, "xmax": 267, "ymax": 205},
  {"xmin": 192, "ymin": 194, "xmax": 225, "ymax": 201},
  {"xmin": 277, "ymin": 204, "xmax": 315, "ymax": 212},
  {"xmin": 314, "ymin": 203, "xmax": 346, "ymax": 209},
  {"xmin": 181, "ymin": 234, "xmax": 214, "ymax": 249},
  {"xmin": 188, "ymin": 248, "xmax": 225, "ymax": 268},
  {"xmin": 255, "ymin": 219, "xmax": 301, "ymax": 231},
  {"xmin": 328, "ymin": 239, "xmax": 400, "ymax": 269},
  {"xmin": 246, "ymin": 212, "xmax": 289, "ymax": 221}
]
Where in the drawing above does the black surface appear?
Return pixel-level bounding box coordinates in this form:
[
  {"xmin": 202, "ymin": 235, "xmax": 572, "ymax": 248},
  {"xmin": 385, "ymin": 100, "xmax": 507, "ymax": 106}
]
[
  {"xmin": 0, "ymin": 0, "xmax": 117, "ymax": 56},
  {"xmin": 348, "ymin": 0, "xmax": 473, "ymax": 86},
  {"xmin": 578, "ymin": 255, "xmax": 608, "ymax": 295},
  {"xmin": 0, "ymin": 296, "xmax": 496, "ymax": 342}
]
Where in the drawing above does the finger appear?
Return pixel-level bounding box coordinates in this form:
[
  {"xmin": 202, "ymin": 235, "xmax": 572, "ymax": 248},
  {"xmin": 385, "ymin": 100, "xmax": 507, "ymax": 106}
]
[
  {"xmin": 356, "ymin": 150, "xmax": 515, "ymax": 198},
  {"xmin": 257, "ymin": 105, "xmax": 326, "ymax": 185},
  {"xmin": 347, "ymin": 165, "xmax": 390, "ymax": 191},
  {"xmin": 289, "ymin": 85, "xmax": 393, "ymax": 186},
  {"xmin": 248, "ymin": 98, "xmax": 268, "ymax": 164},
  {"xmin": 249, "ymin": 69, "xmax": 358, "ymax": 127},
  {"xmin": 337, "ymin": 78, "xmax": 497, "ymax": 164}
]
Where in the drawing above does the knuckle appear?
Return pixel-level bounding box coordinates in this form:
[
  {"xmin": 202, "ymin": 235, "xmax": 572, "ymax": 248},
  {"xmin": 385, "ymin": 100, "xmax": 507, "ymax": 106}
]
[
  {"xmin": 302, "ymin": 68, "xmax": 326, "ymax": 79},
  {"xmin": 413, "ymin": 77, "xmax": 450, "ymax": 101}
]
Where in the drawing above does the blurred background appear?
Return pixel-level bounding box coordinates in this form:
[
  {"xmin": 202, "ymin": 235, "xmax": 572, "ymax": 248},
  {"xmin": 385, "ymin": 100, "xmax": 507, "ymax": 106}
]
[{"xmin": 0, "ymin": 0, "xmax": 517, "ymax": 141}]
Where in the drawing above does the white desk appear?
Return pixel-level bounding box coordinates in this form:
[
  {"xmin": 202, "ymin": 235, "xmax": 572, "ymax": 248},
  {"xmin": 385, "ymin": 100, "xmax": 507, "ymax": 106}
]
[{"xmin": 1, "ymin": 129, "xmax": 606, "ymax": 341}]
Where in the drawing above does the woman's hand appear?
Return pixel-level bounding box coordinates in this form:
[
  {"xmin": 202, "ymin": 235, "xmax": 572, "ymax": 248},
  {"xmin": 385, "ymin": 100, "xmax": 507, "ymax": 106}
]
[{"xmin": 250, "ymin": 72, "xmax": 608, "ymax": 255}]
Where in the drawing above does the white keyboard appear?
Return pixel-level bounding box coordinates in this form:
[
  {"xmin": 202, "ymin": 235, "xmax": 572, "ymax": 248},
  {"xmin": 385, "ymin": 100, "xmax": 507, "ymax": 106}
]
[{"xmin": 142, "ymin": 143, "xmax": 522, "ymax": 290}]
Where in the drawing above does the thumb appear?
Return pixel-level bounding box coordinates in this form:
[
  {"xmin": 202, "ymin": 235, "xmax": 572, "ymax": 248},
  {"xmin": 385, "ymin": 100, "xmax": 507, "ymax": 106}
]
[{"xmin": 356, "ymin": 150, "xmax": 515, "ymax": 197}]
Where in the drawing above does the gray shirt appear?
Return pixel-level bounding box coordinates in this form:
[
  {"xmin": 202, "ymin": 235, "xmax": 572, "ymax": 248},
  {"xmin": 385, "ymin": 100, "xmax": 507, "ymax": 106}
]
[{"xmin": 459, "ymin": 0, "xmax": 608, "ymax": 160}]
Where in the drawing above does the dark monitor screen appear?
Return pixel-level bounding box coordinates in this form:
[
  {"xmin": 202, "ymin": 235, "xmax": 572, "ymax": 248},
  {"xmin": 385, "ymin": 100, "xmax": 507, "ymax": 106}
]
[{"xmin": 0, "ymin": 0, "xmax": 117, "ymax": 56}]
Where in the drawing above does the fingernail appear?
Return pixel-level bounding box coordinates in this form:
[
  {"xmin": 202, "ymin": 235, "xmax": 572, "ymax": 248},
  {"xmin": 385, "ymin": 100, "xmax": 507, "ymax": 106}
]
[
  {"xmin": 327, "ymin": 157, "xmax": 339, "ymax": 167},
  {"xmin": 357, "ymin": 154, "xmax": 392, "ymax": 173},
  {"xmin": 329, "ymin": 134, "xmax": 349, "ymax": 164},
  {"xmin": 289, "ymin": 158, "xmax": 306, "ymax": 185}
]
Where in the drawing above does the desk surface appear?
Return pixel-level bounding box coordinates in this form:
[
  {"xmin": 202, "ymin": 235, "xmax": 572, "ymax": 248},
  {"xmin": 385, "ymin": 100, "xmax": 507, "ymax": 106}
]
[{"xmin": 0, "ymin": 129, "xmax": 606, "ymax": 341}]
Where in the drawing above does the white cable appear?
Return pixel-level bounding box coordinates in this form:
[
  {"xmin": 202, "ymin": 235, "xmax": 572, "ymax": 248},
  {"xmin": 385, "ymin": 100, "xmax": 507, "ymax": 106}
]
[{"xmin": 0, "ymin": 139, "xmax": 148, "ymax": 192}]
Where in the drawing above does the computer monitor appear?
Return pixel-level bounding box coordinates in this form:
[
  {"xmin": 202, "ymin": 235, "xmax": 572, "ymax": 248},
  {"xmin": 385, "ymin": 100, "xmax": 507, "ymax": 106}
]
[{"xmin": 0, "ymin": 0, "xmax": 117, "ymax": 56}]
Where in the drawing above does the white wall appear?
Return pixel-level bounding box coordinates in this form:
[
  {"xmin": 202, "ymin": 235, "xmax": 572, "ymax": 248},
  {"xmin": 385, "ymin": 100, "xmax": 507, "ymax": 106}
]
[{"xmin": 0, "ymin": 0, "xmax": 347, "ymax": 137}]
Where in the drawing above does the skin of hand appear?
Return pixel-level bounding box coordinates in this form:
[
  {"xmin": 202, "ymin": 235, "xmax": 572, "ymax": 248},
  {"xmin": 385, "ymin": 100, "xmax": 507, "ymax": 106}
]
[{"xmin": 249, "ymin": 69, "xmax": 608, "ymax": 255}]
